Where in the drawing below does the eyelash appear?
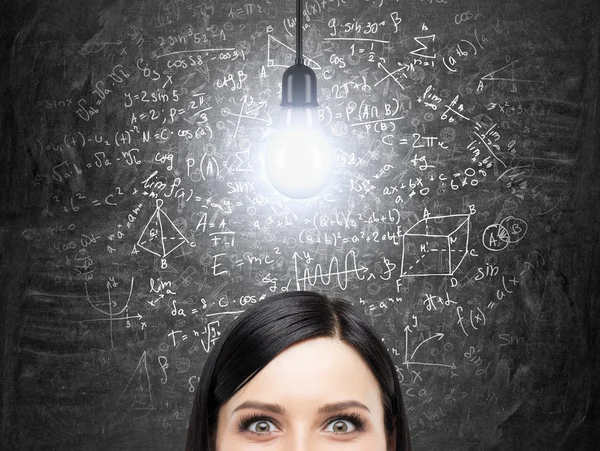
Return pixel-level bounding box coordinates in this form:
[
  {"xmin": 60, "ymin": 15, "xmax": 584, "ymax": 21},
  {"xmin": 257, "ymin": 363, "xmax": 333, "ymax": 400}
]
[{"xmin": 237, "ymin": 411, "xmax": 366, "ymax": 436}]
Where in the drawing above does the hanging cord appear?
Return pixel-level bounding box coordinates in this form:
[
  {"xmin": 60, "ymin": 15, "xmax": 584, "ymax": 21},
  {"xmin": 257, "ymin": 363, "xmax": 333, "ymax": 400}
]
[{"xmin": 296, "ymin": 0, "xmax": 303, "ymax": 64}]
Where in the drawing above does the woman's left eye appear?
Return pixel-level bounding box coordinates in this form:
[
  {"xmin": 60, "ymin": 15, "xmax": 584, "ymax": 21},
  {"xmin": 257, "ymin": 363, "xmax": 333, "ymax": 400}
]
[{"xmin": 324, "ymin": 418, "xmax": 361, "ymax": 434}]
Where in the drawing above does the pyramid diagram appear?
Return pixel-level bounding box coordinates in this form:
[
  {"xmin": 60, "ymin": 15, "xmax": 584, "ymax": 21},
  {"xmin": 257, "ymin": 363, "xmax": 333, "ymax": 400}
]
[{"xmin": 137, "ymin": 200, "xmax": 188, "ymax": 258}]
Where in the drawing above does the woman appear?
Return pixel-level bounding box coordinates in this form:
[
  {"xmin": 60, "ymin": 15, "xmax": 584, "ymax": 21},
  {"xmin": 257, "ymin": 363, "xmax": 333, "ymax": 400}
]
[{"xmin": 185, "ymin": 291, "xmax": 412, "ymax": 450}]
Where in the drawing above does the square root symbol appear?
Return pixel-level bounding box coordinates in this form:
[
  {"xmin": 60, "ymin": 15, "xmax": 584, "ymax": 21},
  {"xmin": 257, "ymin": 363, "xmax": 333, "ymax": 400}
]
[{"xmin": 401, "ymin": 214, "xmax": 470, "ymax": 277}]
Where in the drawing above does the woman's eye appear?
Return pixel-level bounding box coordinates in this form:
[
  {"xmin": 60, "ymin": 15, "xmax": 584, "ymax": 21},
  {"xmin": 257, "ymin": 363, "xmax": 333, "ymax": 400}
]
[
  {"xmin": 325, "ymin": 418, "xmax": 357, "ymax": 434},
  {"xmin": 246, "ymin": 419, "xmax": 278, "ymax": 434}
]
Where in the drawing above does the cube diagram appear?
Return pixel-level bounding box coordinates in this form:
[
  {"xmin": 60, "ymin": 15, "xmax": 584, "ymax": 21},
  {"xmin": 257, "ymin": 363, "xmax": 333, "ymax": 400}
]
[{"xmin": 401, "ymin": 214, "xmax": 470, "ymax": 276}]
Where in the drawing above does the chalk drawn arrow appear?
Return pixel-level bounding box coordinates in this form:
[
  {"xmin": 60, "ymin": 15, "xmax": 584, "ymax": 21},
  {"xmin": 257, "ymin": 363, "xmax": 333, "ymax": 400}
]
[
  {"xmin": 410, "ymin": 333, "xmax": 445, "ymax": 360},
  {"xmin": 75, "ymin": 313, "xmax": 142, "ymax": 323},
  {"xmin": 404, "ymin": 326, "xmax": 455, "ymax": 369}
]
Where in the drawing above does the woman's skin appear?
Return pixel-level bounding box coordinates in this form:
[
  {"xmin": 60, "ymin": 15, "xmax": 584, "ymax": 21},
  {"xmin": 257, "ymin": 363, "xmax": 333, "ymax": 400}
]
[{"xmin": 212, "ymin": 337, "xmax": 396, "ymax": 450}]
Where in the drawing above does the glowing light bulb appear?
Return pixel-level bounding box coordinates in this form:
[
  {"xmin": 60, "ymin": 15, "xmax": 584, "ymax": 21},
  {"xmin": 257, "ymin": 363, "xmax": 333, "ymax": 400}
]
[{"xmin": 265, "ymin": 106, "xmax": 334, "ymax": 199}]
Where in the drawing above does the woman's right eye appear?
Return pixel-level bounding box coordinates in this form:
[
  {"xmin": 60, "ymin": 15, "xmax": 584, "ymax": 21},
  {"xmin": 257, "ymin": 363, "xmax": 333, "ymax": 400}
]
[
  {"xmin": 247, "ymin": 419, "xmax": 277, "ymax": 434},
  {"xmin": 238, "ymin": 415, "xmax": 279, "ymax": 436}
]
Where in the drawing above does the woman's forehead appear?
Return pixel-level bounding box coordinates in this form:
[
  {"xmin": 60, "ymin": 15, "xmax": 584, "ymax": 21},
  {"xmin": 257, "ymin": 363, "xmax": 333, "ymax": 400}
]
[{"xmin": 223, "ymin": 337, "xmax": 383, "ymax": 414}]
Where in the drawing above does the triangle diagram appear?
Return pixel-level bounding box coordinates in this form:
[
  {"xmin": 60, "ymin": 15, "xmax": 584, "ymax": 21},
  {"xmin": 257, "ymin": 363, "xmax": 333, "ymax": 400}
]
[
  {"xmin": 117, "ymin": 351, "xmax": 154, "ymax": 418},
  {"xmin": 481, "ymin": 54, "xmax": 541, "ymax": 83}
]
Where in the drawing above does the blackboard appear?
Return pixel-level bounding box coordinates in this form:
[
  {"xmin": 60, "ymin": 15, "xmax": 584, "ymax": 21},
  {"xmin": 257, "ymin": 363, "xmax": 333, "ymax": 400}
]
[{"xmin": 1, "ymin": 0, "xmax": 599, "ymax": 449}]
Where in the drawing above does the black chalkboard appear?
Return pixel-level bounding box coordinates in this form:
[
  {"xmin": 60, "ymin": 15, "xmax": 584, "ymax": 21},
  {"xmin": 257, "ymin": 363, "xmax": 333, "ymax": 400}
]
[{"xmin": 1, "ymin": 0, "xmax": 599, "ymax": 449}]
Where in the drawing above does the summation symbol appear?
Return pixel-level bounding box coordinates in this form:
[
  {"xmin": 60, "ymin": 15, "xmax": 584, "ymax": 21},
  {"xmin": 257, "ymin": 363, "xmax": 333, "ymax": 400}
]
[
  {"xmin": 117, "ymin": 351, "xmax": 154, "ymax": 418},
  {"xmin": 137, "ymin": 199, "xmax": 189, "ymax": 259}
]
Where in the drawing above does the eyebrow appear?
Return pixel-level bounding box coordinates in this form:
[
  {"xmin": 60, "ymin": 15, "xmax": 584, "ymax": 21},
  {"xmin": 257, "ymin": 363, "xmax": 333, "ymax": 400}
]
[{"xmin": 231, "ymin": 400, "xmax": 371, "ymax": 418}]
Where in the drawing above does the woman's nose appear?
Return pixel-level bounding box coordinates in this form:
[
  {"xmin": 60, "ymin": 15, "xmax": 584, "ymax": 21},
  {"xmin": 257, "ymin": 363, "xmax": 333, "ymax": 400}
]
[{"xmin": 281, "ymin": 428, "xmax": 318, "ymax": 451}]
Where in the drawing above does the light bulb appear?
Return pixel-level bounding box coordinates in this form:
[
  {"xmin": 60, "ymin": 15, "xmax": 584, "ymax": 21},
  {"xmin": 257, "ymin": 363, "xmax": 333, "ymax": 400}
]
[{"xmin": 265, "ymin": 106, "xmax": 334, "ymax": 199}]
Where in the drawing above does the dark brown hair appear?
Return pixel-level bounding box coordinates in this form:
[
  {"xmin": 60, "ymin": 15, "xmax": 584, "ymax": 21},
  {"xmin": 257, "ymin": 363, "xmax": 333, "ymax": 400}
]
[{"xmin": 185, "ymin": 291, "xmax": 411, "ymax": 450}]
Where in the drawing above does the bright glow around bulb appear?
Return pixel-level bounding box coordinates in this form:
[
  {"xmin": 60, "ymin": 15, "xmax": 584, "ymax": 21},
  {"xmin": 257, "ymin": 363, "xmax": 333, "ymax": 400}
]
[{"xmin": 265, "ymin": 107, "xmax": 334, "ymax": 199}]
